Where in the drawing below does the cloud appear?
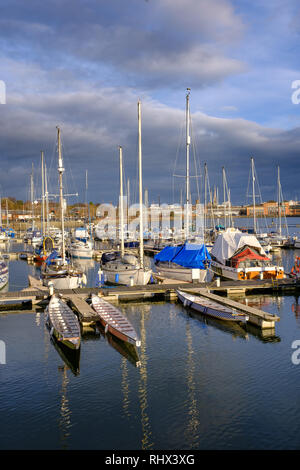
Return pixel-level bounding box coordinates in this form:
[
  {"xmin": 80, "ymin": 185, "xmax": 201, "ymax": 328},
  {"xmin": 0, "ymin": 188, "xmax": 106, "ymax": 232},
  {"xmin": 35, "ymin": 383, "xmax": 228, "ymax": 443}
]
[
  {"xmin": 0, "ymin": 0, "xmax": 246, "ymax": 89},
  {"xmin": 0, "ymin": 87, "xmax": 299, "ymax": 205}
]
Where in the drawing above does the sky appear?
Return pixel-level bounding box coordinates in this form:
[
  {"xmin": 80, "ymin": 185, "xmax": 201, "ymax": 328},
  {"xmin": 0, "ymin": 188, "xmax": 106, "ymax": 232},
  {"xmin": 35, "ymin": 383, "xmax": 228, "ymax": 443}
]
[{"xmin": 1, "ymin": 0, "xmax": 300, "ymax": 207}]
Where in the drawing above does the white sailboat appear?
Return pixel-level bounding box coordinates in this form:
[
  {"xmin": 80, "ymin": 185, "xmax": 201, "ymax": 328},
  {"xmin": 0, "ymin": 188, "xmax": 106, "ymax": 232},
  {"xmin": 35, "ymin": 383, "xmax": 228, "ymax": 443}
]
[
  {"xmin": 154, "ymin": 89, "xmax": 211, "ymax": 283},
  {"xmin": 68, "ymin": 172, "xmax": 94, "ymax": 259},
  {"xmin": 41, "ymin": 127, "xmax": 85, "ymax": 289},
  {"xmin": 101, "ymin": 102, "xmax": 152, "ymax": 286}
]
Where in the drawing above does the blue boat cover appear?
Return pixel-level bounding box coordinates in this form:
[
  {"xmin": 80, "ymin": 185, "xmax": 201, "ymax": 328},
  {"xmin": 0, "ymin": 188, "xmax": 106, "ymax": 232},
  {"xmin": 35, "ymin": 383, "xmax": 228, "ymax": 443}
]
[
  {"xmin": 154, "ymin": 245, "xmax": 183, "ymax": 263},
  {"xmin": 154, "ymin": 243, "xmax": 211, "ymax": 269},
  {"xmin": 45, "ymin": 250, "xmax": 59, "ymax": 265}
]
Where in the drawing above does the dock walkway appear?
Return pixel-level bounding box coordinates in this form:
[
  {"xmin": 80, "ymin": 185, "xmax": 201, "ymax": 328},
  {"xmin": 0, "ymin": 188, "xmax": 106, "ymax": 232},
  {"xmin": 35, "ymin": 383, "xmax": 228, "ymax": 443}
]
[
  {"xmin": 185, "ymin": 287, "xmax": 280, "ymax": 328},
  {"xmin": 1, "ymin": 275, "xmax": 300, "ymax": 330}
]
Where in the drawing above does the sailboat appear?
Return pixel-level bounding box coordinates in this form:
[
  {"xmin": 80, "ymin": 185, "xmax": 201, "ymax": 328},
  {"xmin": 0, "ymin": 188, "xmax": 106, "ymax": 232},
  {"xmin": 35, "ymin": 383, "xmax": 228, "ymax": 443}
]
[
  {"xmin": 154, "ymin": 89, "xmax": 211, "ymax": 283},
  {"xmin": 41, "ymin": 127, "xmax": 85, "ymax": 289},
  {"xmin": 68, "ymin": 172, "xmax": 94, "ymax": 259},
  {"xmin": 101, "ymin": 103, "xmax": 152, "ymax": 286},
  {"xmin": 268, "ymin": 166, "xmax": 290, "ymax": 248},
  {"xmin": 34, "ymin": 151, "xmax": 56, "ymax": 262}
]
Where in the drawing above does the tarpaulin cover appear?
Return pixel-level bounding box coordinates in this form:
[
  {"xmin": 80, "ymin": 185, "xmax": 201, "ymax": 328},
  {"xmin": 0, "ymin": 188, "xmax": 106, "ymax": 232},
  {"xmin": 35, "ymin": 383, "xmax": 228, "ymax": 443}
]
[
  {"xmin": 154, "ymin": 245, "xmax": 183, "ymax": 262},
  {"xmin": 155, "ymin": 243, "xmax": 211, "ymax": 269},
  {"xmin": 210, "ymin": 228, "xmax": 267, "ymax": 265},
  {"xmin": 231, "ymin": 247, "xmax": 270, "ymax": 268}
]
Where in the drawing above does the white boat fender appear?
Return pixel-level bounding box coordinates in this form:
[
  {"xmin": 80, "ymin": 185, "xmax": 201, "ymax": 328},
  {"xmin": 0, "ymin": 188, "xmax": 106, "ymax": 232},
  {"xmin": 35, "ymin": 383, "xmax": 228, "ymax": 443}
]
[
  {"xmin": 50, "ymin": 327, "xmax": 54, "ymax": 336},
  {"xmin": 82, "ymin": 274, "xmax": 87, "ymax": 285},
  {"xmin": 105, "ymin": 324, "xmax": 109, "ymax": 334}
]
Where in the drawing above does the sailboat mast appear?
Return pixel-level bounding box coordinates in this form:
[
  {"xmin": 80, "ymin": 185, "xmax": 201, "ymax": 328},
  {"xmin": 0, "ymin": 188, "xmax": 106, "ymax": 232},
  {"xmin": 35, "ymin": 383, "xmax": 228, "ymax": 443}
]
[
  {"xmin": 45, "ymin": 163, "xmax": 49, "ymax": 236},
  {"xmin": 204, "ymin": 163, "xmax": 207, "ymax": 241},
  {"xmin": 41, "ymin": 151, "xmax": 45, "ymax": 237},
  {"xmin": 138, "ymin": 100, "xmax": 144, "ymax": 268},
  {"xmin": 31, "ymin": 163, "xmax": 35, "ymax": 230},
  {"xmin": 277, "ymin": 166, "xmax": 282, "ymax": 236},
  {"xmin": 251, "ymin": 157, "xmax": 256, "ymax": 233},
  {"xmin": 57, "ymin": 126, "xmax": 66, "ymax": 264},
  {"xmin": 222, "ymin": 167, "xmax": 226, "ymax": 228},
  {"xmin": 119, "ymin": 146, "xmax": 125, "ymax": 257},
  {"xmin": 186, "ymin": 88, "xmax": 191, "ymax": 240}
]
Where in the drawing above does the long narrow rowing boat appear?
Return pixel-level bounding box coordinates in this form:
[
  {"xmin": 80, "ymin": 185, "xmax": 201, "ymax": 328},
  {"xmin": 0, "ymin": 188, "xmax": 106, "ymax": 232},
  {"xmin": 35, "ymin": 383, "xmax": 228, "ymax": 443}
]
[
  {"xmin": 91, "ymin": 294, "xmax": 141, "ymax": 347},
  {"xmin": 46, "ymin": 294, "xmax": 81, "ymax": 350},
  {"xmin": 177, "ymin": 289, "xmax": 249, "ymax": 323}
]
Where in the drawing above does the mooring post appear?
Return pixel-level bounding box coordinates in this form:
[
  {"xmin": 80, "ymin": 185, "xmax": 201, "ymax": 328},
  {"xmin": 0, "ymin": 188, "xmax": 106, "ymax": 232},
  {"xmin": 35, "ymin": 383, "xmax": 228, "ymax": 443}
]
[{"xmin": 48, "ymin": 282, "xmax": 54, "ymax": 296}]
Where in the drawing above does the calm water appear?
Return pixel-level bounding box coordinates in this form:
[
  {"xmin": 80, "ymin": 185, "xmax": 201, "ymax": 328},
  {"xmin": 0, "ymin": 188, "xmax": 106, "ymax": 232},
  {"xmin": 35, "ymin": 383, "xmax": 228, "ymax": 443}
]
[{"xmin": 1, "ymin": 222, "xmax": 300, "ymax": 450}]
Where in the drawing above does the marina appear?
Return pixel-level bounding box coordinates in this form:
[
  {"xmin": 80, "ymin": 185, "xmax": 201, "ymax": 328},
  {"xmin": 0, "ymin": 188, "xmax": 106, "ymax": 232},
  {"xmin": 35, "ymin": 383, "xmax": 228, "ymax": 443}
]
[
  {"xmin": 2, "ymin": 1, "xmax": 300, "ymax": 453},
  {"xmin": 1, "ymin": 243, "xmax": 300, "ymax": 450}
]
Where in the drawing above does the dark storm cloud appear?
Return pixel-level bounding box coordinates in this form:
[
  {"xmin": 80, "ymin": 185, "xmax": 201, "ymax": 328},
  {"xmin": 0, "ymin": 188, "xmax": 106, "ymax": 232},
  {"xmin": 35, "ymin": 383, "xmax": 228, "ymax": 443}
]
[
  {"xmin": 0, "ymin": 0, "xmax": 299, "ymax": 205},
  {"xmin": 0, "ymin": 0, "xmax": 246, "ymax": 88},
  {"xmin": 0, "ymin": 88, "xmax": 299, "ymax": 205}
]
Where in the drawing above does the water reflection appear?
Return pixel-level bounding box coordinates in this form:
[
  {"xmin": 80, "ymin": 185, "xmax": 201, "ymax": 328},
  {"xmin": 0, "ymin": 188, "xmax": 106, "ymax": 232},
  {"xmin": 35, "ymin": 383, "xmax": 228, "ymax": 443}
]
[
  {"xmin": 58, "ymin": 365, "xmax": 72, "ymax": 450},
  {"xmin": 121, "ymin": 357, "xmax": 131, "ymax": 419},
  {"xmin": 50, "ymin": 336, "xmax": 81, "ymax": 376},
  {"xmin": 184, "ymin": 321, "xmax": 199, "ymax": 448},
  {"xmin": 291, "ymin": 296, "xmax": 300, "ymax": 326},
  {"xmin": 138, "ymin": 309, "xmax": 154, "ymax": 450},
  {"xmin": 180, "ymin": 304, "xmax": 249, "ymax": 340}
]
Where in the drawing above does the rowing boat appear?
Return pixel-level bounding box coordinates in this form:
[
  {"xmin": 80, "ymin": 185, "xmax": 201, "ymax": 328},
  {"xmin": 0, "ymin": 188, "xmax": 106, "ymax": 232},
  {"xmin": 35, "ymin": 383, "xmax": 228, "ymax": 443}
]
[
  {"xmin": 91, "ymin": 294, "xmax": 141, "ymax": 347},
  {"xmin": 177, "ymin": 289, "xmax": 249, "ymax": 322},
  {"xmin": 46, "ymin": 294, "xmax": 81, "ymax": 350}
]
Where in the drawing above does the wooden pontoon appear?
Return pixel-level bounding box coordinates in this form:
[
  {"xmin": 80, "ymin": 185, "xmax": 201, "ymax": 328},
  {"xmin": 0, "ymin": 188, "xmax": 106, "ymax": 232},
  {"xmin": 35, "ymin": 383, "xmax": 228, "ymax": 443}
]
[{"xmin": 177, "ymin": 289, "xmax": 249, "ymax": 323}]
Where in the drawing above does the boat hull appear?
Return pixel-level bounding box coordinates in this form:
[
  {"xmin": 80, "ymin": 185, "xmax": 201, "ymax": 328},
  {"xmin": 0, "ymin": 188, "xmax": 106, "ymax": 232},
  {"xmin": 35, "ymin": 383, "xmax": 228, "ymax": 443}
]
[
  {"xmin": 177, "ymin": 290, "xmax": 249, "ymax": 322},
  {"xmin": 46, "ymin": 297, "xmax": 81, "ymax": 350},
  {"xmin": 91, "ymin": 295, "xmax": 141, "ymax": 347},
  {"xmin": 210, "ymin": 260, "xmax": 285, "ymax": 281},
  {"xmin": 101, "ymin": 265, "xmax": 152, "ymax": 286},
  {"xmin": 43, "ymin": 275, "xmax": 82, "ymax": 290},
  {"xmin": 155, "ymin": 263, "xmax": 208, "ymax": 283},
  {"xmin": 70, "ymin": 249, "xmax": 93, "ymax": 259},
  {"xmin": 0, "ymin": 263, "xmax": 9, "ymax": 290}
]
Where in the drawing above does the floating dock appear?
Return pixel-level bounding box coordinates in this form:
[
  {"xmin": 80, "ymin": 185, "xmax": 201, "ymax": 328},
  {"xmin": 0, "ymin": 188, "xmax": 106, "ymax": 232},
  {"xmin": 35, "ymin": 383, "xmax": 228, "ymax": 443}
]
[{"xmin": 0, "ymin": 275, "xmax": 298, "ymax": 331}]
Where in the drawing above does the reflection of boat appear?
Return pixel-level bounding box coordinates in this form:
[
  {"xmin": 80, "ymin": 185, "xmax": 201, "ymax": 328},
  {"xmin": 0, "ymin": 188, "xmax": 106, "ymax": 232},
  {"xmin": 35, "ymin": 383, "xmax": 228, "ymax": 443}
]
[
  {"xmin": 50, "ymin": 335, "xmax": 80, "ymax": 375},
  {"xmin": 99, "ymin": 325, "xmax": 141, "ymax": 368},
  {"xmin": 91, "ymin": 294, "xmax": 141, "ymax": 347},
  {"xmin": 177, "ymin": 290, "xmax": 249, "ymax": 322},
  {"xmin": 45, "ymin": 295, "xmax": 81, "ymax": 350},
  {"xmin": 185, "ymin": 307, "xmax": 249, "ymax": 339}
]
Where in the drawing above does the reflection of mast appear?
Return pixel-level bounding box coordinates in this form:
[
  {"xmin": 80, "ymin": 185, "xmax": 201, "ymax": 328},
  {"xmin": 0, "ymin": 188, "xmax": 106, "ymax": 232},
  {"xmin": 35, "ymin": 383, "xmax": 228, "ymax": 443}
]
[
  {"xmin": 184, "ymin": 321, "xmax": 199, "ymax": 448},
  {"xmin": 138, "ymin": 310, "xmax": 153, "ymax": 450},
  {"xmin": 58, "ymin": 365, "xmax": 72, "ymax": 450},
  {"xmin": 121, "ymin": 357, "xmax": 131, "ymax": 418}
]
